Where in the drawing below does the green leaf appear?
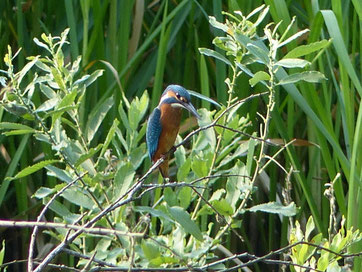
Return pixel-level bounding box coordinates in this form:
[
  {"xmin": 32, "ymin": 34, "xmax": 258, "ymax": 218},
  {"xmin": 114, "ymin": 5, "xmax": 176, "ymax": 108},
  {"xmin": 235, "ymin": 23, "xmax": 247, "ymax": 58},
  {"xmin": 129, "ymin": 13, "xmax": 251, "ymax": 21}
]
[
  {"xmin": 134, "ymin": 206, "xmax": 174, "ymax": 222},
  {"xmin": 3, "ymin": 129, "xmax": 36, "ymax": 136},
  {"xmin": 177, "ymin": 157, "xmax": 191, "ymax": 181},
  {"xmin": 275, "ymin": 58, "xmax": 310, "ymax": 68},
  {"xmin": 61, "ymin": 189, "xmax": 94, "ymax": 210},
  {"xmin": 48, "ymin": 199, "xmax": 72, "ymax": 218},
  {"xmin": 6, "ymin": 159, "xmax": 59, "ymax": 181},
  {"xmin": 86, "ymin": 96, "xmax": 114, "ymax": 143},
  {"xmin": 52, "ymin": 89, "xmax": 77, "ymax": 124},
  {"xmin": 278, "ymin": 29, "xmax": 309, "ymax": 48},
  {"xmin": 191, "ymin": 153, "xmax": 209, "ymax": 178},
  {"xmin": 0, "ymin": 240, "xmax": 5, "ymax": 265},
  {"xmin": 212, "ymin": 199, "xmax": 233, "ymax": 216},
  {"xmin": 35, "ymin": 97, "xmax": 59, "ymax": 112},
  {"xmin": 114, "ymin": 162, "xmax": 135, "ymax": 199},
  {"xmin": 33, "ymin": 37, "xmax": 51, "ymax": 53},
  {"xmin": 40, "ymin": 83, "xmax": 56, "ymax": 99},
  {"xmin": 208, "ymin": 16, "xmax": 229, "ymax": 32},
  {"xmin": 75, "ymin": 144, "xmax": 103, "ymax": 167},
  {"xmin": 128, "ymin": 91, "xmax": 149, "ymax": 130},
  {"xmin": 249, "ymin": 71, "xmax": 270, "ymax": 87},
  {"xmin": 100, "ymin": 118, "xmax": 119, "ymax": 158},
  {"xmin": 46, "ymin": 165, "xmax": 73, "ymax": 183},
  {"xmin": 164, "ymin": 187, "xmax": 178, "ymax": 207},
  {"xmin": 33, "ymin": 187, "xmax": 55, "ymax": 199},
  {"xmin": 17, "ymin": 56, "xmax": 39, "ymax": 86},
  {"xmin": 199, "ymin": 48, "xmax": 232, "ymax": 66},
  {"xmin": 73, "ymin": 69, "xmax": 104, "ymax": 87},
  {"xmin": 142, "ymin": 240, "xmax": 160, "ymax": 260},
  {"xmin": 246, "ymin": 43, "xmax": 269, "ymax": 64},
  {"xmin": 168, "ymin": 206, "xmax": 203, "ymax": 241},
  {"xmin": 0, "ymin": 122, "xmax": 35, "ymax": 131},
  {"xmin": 277, "ymin": 71, "xmax": 326, "ymax": 85},
  {"xmin": 150, "ymin": 256, "xmax": 179, "ymax": 266},
  {"xmin": 249, "ymin": 202, "xmax": 298, "ymax": 217},
  {"xmin": 305, "ymin": 216, "xmax": 315, "ymax": 241},
  {"xmin": 284, "ymin": 40, "xmax": 330, "ymax": 58}
]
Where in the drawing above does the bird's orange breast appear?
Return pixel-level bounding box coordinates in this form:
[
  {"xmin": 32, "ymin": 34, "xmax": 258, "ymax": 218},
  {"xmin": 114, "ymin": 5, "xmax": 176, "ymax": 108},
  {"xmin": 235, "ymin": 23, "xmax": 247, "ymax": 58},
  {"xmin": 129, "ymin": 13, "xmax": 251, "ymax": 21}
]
[{"xmin": 152, "ymin": 104, "xmax": 182, "ymax": 162}]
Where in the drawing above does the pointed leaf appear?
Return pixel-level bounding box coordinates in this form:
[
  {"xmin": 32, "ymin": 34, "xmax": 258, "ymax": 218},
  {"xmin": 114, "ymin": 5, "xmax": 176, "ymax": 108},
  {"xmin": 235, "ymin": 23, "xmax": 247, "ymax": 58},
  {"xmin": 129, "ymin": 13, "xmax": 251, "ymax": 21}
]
[
  {"xmin": 278, "ymin": 29, "xmax": 309, "ymax": 48},
  {"xmin": 6, "ymin": 160, "xmax": 59, "ymax": 181},
  {"xmin": 34, "ymin": 187, "xmax": 55, "ymax": 199},
  {"xmin": 35, "ymin": 97, "xmax": 59, "ymax": 112},
  {"xmin": 168, "ymin": 206, "xmax": 203, "ymax": 241},
  {"xmin": 0, "ymin": 122, "xmax": 35, "ymax": 131},
  {"xmin": 199, "ymin": 48, "xmax": 232, "ymax": 66},
  {"xmin": 277, "ymin": 71, "xmax": 326, "ymax": 85},
  {"xmin": 249, "ymin": 202, "xmax": 297, "ymax": 217},
  {"xmin": 208, "ymin": 16, "xmax": 229, "ymax": 32},
  {"xmin": 73, "ymin": 69, "xmax": 104, "ymax": 87},
  {"xmin": 86, "ymin": 96, "xmax": 114, "ymax": 143},
  {"xmin": 285, "ymin": 40, "xmax": 331, "ymax": 58},
  {"xmin": 61, "ymin": 189, "xmax": 94, "ymax": 209},
  {"xmin": 75, "ymin": 144, "xmax": 103, "ymax": 167},
  {"xmin": 246, "ymin": 43, "xmax": 269, "ymax": 64},
  {"xmin": 114, "ymin": 162, "xmax": 135, "ymax": 199},
  {"xmin": 3, "ymin": 129, "xmax": 36, "ymax": 136},
  {"xmin": 100, "ymin": 118, "xmax": 119, "ymax": 157},
  {"xmin": 275, "ymin": 58, "xmax": 310, "ymax": 68}
]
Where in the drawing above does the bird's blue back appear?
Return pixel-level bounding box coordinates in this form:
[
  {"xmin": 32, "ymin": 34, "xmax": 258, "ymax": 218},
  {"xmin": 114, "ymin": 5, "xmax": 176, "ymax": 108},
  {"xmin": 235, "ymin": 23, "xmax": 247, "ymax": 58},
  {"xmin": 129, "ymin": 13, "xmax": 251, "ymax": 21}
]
[{"xmin": 146, "ymin": 107, "xmax": 162, "ymax": 159}]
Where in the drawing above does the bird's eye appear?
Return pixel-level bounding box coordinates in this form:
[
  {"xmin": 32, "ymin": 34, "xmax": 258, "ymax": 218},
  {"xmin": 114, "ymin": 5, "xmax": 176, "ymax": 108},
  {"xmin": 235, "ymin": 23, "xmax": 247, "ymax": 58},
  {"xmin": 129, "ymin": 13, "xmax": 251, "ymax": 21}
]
[{"xmin": 176, "ymin": 93, "xmax": 181, "ymax": 99}]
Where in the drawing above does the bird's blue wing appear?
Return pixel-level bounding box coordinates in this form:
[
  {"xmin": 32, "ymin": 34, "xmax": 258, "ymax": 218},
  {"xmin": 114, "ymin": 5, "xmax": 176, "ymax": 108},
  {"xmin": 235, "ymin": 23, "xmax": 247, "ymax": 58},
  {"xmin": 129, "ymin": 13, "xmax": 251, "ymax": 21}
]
[{"xmin": 146, "ymin": 108, "xmax": 162, "ymax": 159}]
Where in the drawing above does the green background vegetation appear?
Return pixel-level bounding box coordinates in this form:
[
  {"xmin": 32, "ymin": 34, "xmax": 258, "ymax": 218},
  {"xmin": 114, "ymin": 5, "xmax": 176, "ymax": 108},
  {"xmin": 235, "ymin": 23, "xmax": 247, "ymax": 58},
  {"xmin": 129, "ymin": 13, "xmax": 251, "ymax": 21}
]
[{"xmin": 0, "ymin": 0, "xmax": 361, "ymax": 271}]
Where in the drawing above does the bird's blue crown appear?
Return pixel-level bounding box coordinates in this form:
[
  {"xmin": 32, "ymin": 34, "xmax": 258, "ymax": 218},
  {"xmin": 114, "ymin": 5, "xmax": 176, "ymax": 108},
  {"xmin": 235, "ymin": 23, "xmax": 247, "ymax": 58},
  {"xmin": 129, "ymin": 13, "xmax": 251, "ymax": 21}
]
[{"xmin": 162, "ymin": 85, "xmax": 191, "ymax": 101}]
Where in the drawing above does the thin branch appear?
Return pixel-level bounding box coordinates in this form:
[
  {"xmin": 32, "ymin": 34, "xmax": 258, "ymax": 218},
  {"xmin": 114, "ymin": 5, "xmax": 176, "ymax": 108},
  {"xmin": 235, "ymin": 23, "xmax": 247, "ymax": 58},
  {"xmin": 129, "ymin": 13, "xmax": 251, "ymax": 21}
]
[{"xmin": 0, "ymin": 219, "xmax": 144, "ymax": 237}]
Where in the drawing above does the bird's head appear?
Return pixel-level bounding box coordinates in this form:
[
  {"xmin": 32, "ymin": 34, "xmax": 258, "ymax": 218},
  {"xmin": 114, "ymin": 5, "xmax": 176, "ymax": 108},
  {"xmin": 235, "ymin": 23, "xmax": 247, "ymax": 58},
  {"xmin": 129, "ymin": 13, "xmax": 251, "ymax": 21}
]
[{"xmin": 158, "ymin": 85, "xmax": 201, "ymax": 119}]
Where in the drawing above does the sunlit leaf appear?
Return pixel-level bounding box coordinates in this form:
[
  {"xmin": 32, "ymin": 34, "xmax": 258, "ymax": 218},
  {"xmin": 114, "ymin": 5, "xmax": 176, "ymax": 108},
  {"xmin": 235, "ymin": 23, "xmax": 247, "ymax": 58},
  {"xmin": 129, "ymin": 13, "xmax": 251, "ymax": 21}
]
[
  {"xmin": 114, "ymin": 162, "xmax": 135, "ymax": 200},
  {"xmin": 199, "ymin": 48, "xmax": 232, "ymax": 66},
  {"xmin": 277, "ymin": 71, "xmax": 326, "ymax": 85},
  {"xmin": 278, "ymin": 29, "xmax": 309, "ymax": 48},
  {"xmin": 249, "ymin": 202, "xmax": 298, "ymax": 216},
  {"xmin": 249, "ymin": 71, "xmax": 270, "ymax": 87},
  {"xmin": 86, "ymin": 96, "xmax": 114, "ymax": 143},
  {"xmin": 33, "ymin": 187, "xmax": 55, "ymax": 199},
  {"xmin": 61, "ymin": 189, "xmax": 94, "ymax": 210},
  {"xmin": 275, "ymin": 58, "xmax": 310, "ymax": 68},
  {"xmin": 246, "ymin": 43, "xmax": 269, "ymax": 64},
  {"xmin": 285, "ymin": 40, "xmax": 331, "ymax": 59},
  {"xmin": 75, "ymin": 144, "xmax": 103, "ymax": 167},
  {"xmin": 6, "ymin": 159, "xmax": 59, "ymax": 181}
]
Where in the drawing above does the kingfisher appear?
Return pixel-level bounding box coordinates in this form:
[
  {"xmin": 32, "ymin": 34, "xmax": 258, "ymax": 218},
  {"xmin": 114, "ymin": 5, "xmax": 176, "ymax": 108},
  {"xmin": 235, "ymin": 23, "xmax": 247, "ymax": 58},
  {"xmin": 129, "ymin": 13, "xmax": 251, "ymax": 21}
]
[{"xmin": 146, "ymin": 85, "xmax": 201, "ymax": 178}]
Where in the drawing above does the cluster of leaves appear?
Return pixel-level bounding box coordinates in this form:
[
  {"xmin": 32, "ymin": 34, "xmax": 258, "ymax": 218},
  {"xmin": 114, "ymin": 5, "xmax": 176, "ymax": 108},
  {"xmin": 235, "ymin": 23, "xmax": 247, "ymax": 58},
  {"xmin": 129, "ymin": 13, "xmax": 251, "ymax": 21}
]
[{"xmin": 289, "ymin": 216, "xmax": 362, "ymax": 271}]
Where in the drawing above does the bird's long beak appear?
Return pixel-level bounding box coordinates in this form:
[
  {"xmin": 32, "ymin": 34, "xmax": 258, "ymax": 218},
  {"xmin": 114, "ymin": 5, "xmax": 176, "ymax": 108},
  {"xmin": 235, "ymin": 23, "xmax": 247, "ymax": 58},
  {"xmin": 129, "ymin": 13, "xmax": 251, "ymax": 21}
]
[{"xmin": 183, "ymin": 102, "xmax": 201, "ymax": 120}]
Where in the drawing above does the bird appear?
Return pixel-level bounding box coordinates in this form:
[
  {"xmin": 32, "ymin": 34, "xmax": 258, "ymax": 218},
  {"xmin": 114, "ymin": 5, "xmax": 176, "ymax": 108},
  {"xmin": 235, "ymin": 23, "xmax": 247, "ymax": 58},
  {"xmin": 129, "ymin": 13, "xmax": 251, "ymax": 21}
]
[{"xmin": 146, "ymin": 85, "xmax": 201, "ymax": 178}]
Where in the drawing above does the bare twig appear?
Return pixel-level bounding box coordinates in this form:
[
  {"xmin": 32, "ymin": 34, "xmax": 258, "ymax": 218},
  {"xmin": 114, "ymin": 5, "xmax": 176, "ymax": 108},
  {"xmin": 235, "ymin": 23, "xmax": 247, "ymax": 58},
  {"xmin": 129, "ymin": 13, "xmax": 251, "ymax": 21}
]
[{"xmin": 0, "ymin": 219, "xmax": 144, "ymax": 237}]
